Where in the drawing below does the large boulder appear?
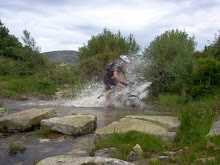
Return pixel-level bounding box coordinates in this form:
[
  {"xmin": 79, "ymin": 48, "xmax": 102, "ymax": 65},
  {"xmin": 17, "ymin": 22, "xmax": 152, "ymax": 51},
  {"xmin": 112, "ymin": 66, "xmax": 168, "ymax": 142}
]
[
  {"xmin": 41, "ymin": 112, "xmax": 97, "ymax": 135},
  {"xmin": 95, "ymin": 115, "xmax": 180, "ymax": 142},
  {"xmin": 37, "ymin": 155, "xmax": 133, "ymax": 165},
  {"xmin": 207, "ymin": 115, "xmax": 220, "ymax": 137},
  {"xmin": 0, "ymin": 108, "xmax": 56, "ymax": 132}
]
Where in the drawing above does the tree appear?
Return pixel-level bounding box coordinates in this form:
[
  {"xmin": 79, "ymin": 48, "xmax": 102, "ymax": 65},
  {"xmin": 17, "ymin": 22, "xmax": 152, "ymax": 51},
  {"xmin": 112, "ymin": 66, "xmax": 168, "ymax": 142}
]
[
  {"xmin": 203, "ymin": 31, "xmax": 220, "ymax": 60},
  {"xmin": 143, "ymin": 29, "xmax": 197, "ymax": 97},
  {"xmin": 0, "ymin": 20, "xmax": 23, "ymax": 59},
  {"xmin": 78, "ymin": 28, "xmax": 140, "ymax": 59},
  {"xmin": 22, "ymin": 29, "xmax": 41, "ymax": 53}
]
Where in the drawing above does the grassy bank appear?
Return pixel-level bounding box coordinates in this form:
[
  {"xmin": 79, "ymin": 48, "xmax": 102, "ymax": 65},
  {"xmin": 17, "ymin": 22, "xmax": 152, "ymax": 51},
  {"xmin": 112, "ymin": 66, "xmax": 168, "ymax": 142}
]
[
  {"xmin": 0, "ymin": 75, "xmax": 56, "ymax": 99},
  {"xmin": 174, "ymin": 88, "xmax": 220, "ymax": 164},
  {"xmin": 0, "ymin": 64, "xmax": 84, "ymax": 100},
  {"xmin": 92, "ymin": 87, "xmax": 220, "ymax": 164}
]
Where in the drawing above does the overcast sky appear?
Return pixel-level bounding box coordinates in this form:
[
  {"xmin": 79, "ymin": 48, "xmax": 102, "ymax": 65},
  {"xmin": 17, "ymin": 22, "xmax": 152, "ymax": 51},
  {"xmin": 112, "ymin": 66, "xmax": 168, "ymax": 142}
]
[{"xmin": 1, "ymin": 0, "xmax": 220, "ymax": 53}]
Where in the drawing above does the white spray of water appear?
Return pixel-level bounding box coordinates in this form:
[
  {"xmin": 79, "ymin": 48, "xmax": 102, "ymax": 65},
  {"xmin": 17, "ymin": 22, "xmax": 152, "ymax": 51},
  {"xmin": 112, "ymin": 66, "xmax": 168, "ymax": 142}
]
[{"xmin": 24, "ymin": 54, "xmax": 151, "ymax": 108}]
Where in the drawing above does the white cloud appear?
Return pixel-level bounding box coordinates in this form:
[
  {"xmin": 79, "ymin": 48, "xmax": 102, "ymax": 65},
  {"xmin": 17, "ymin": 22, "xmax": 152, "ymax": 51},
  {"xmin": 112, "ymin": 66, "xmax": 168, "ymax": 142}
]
[{"xmin": 0, "ymin": 0, "xmax": 220, "ymax": 52}]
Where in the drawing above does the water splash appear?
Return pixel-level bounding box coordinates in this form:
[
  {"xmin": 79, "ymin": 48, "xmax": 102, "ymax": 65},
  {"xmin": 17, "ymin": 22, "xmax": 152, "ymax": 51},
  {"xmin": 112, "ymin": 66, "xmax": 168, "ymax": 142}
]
[{"xmin": 24, "ymin": 54, "xmax": 151, "ymax": 108}]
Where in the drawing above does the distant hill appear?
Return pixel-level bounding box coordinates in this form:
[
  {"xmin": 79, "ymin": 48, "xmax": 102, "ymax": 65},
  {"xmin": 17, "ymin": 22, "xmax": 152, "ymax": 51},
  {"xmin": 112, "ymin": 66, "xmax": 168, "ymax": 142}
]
[{"xmin": 42, "ymin": 50, "xmax": 79, "ymax": 63}]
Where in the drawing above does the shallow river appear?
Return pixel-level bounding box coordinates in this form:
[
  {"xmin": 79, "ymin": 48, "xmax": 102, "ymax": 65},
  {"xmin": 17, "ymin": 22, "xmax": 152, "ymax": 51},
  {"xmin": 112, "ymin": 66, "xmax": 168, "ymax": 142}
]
[{"xmin": 0, "ymin": 98, "xmax": 174, "ymax": 165}]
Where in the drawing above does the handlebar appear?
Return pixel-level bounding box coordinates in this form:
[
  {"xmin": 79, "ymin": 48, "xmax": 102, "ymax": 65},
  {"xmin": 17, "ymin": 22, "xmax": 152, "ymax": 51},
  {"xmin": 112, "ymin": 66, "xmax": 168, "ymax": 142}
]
[{"xmin": 120, "ymin": 81, "xmax": 135, "ymax": 86}]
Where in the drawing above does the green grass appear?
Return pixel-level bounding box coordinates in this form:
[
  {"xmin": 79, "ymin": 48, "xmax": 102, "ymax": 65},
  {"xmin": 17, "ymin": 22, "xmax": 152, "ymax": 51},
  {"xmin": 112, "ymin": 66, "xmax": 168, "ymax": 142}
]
[
  {"xmin": 155, "ymin": 94, "xmax": 183, "ymax": 105},
  {"xmin": 209, "ymin": 136, "xmax": 220, "ymax": 150},
  {"xmin": 93, "ymin": 87, "xmax": 220, "ymax": 164},
  {"xmin": 95, "ymin": 130, "xmax": 163, "ymax": 160},
  {"xmin": 0, "ymin": 75, "xmax": 58, "ymax": 99},
  {"xmin": 176, "ymin": 94, "xmax": 219, "ymax": 145},
  {"xmin": 172, "ymin": 87, "xmax": 220, "ymax": 164},
  {"xmin": 9, "ymin": 143, "xmax": 26, "ymax": 155},
  {"xmin": 34, "ymin": 126, "xmax": 53, "ymax": 135},
  {"xmin": 0, "ymin": 73, "xmax": 85, "ymax": 100}
]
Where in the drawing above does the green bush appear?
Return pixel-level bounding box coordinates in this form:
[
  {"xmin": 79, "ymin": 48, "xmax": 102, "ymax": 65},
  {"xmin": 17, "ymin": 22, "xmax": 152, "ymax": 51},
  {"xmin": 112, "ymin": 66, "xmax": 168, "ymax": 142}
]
[
  {"xmin": 194, "ymin": 58, "xmax": 220, "ymax": 85},
  {"xmin": 75, "ymin": 58, "xmax": 104, "ymax": 81},
  {"xmin": 190, "ymin": 85, "xmax": 209, "ymax": 98},
  {"xmin": 78, "ymin": 28, "xmax": 140, "ymax": 59},
  {"xmin": 203, "ymin": 32, "xmax": 220, "ymax": 60},
  {"xmin": 92, "ymin": 49, "xmax": 120, "ymax": 69},
  {"xmin": 143, "ymin": 29, "xmax": 197, "ymax": 97}
]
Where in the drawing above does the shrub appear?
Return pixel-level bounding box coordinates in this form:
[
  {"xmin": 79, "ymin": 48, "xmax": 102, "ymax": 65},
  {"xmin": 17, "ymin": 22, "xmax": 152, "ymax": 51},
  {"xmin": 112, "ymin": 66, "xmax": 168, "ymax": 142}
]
[
  {"xmin": 203, "ymin": 32, "xmax": 220, "ymax": 60},
  {"xmin": 75, "ymin": 58, "xmax": 104, "ymax": 81},
  {"xmin": 92, "ymin": 49, "xmax": 120, "ymax": 69},
  {"xmin": 143, "ymin": 29, "xmax": 197, "ymax": 98},
  {"xmin": 78, "ymin": 28, "xmax": 140, "ymax": 59},
  {"xmin": 194, "ymin": 58, "xmax": 220, "ymax": 85},
  {"xmin": 190, "ymin": 85, "xmax": 209, "ymax": 98}
]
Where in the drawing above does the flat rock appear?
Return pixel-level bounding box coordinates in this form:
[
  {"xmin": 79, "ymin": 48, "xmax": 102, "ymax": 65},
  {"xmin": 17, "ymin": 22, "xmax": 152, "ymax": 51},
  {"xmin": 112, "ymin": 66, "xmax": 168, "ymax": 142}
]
[
  {"xmin": 0, "ymin": 108, "xmax": 56, "ymax": 132},
  {"xmin": 37, "ymin": 155, "xmax": 133, "ymax": 165},
  {"xmin": 41, "ymin": 112, "xmax": 97, "ymax": 135},
  {"xmin": 95, "ymin": 115, "xmax": 180, "ymax": 142},
  {"xmin": 207, "ymin": 115, "xmax": 220, "ymax": 137}
]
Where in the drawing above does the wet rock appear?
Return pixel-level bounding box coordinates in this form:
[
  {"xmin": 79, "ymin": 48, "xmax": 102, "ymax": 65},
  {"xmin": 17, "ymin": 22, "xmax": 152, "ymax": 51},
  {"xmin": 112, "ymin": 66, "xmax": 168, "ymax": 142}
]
[
  {"xmin": 206, "ymin": 115, "xmax": 220, "ymax": 137},
  {"xmin": 95, "ymin": 115, "xmax": 180, "ymax": 143},
  {"xmin": 0, "ymin": 108, "xmax": 56, "ymax": 132},
  {"xmin": 37, "ymin": 155, "xmax": 134, "ymax": 165},
  {"xmin": 41, "ymin": 112, "xmax": 97, "ymax": 135}
]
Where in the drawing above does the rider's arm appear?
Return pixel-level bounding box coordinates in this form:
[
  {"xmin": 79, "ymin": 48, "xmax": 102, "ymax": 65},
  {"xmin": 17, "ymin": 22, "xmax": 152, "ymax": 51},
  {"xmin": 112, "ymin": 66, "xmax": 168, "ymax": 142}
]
[
  {"xmin": 123, "ymin": 74, "xmax": 130, "ymax": 82},
  {"xmin": 113, "ymin": 71, "xmax": 122, "ymax": 82}
]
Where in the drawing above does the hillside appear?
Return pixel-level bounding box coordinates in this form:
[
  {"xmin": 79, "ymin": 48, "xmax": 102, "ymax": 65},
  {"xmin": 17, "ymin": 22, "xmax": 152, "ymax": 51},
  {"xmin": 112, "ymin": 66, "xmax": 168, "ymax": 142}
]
[{"xmin": 42, "ymin": 50, "xmax": 79, "ymax": 63}]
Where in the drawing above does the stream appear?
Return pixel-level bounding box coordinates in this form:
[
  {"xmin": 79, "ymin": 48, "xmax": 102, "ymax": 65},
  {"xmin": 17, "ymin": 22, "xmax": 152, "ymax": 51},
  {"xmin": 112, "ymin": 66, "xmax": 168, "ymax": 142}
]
[
  {"xmin": 0, "ymin": 55, "xmax": 176, "ymax": 165},
  {"xmin": 0, "ymin": 98, "xmax": 175, "ymax": 165}
]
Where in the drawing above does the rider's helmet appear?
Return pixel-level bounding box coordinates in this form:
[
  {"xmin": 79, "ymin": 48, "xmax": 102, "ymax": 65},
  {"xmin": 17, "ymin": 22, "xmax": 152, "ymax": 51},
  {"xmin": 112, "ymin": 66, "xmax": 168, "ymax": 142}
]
[{"xmin": 120, "ymin": 55, "xmax": 130, "ymax": 63}]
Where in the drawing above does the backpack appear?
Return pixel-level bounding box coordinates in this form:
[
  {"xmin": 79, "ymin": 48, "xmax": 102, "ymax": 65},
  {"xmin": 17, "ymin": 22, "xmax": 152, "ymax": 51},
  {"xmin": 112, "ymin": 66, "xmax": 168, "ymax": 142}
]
[{"xmin": 106, "ymin": 61, "xmax": 117, "ymax": 72}]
